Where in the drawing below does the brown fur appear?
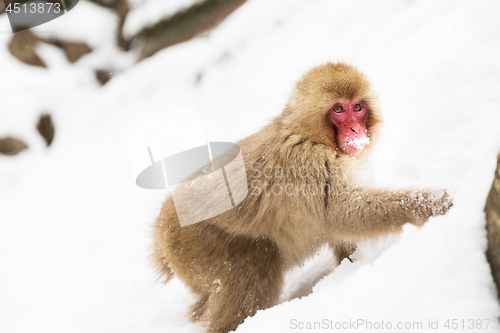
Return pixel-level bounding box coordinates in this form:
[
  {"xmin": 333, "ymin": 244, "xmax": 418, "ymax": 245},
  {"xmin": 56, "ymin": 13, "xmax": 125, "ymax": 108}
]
[{"xmin": 152, "ymin": 63, "xmax": 452, "ymax": 332}]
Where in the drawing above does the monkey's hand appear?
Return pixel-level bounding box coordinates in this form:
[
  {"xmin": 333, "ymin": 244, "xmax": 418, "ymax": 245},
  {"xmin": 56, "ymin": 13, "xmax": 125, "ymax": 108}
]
[{"xmin": 411, "ymin": 189, "xmax": 453, "ymax": 225}]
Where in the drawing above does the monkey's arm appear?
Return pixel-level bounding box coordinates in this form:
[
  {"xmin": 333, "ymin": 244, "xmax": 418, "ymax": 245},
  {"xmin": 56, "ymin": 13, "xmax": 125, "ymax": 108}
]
[{"xmin": 329, "ymin": 187, "xmax": 452, "ymax": 240}]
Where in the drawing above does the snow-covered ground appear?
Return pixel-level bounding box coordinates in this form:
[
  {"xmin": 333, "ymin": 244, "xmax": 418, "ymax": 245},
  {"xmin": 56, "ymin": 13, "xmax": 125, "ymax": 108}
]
[
  {"xmin": 1, "ymin": 0, "xmax": 500, "ymax": 332},
  {"xmin": 123, "ymin": 0, "xmax": 204, "ymax": 39}
]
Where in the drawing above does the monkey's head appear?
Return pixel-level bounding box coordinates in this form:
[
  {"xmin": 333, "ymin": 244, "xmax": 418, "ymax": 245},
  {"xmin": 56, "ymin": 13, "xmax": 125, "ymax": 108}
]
[{"xmin": 282, "ymin": 62, "xmax": 382, "ymax": 156}]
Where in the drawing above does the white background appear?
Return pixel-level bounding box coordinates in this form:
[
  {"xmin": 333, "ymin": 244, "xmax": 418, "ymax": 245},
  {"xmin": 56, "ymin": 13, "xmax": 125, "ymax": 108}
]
[{"xmin": 1, "ymin": 1, "xmax": 500, "ymax": 332}]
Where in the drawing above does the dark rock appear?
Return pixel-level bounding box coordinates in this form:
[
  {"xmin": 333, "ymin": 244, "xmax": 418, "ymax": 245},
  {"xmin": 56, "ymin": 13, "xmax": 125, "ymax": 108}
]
[
  {"xmin": 8, "ymin": 30, "xmax": 46, "ymax": 68},
  {"xmin": 485, "ymin": 152, "xmax": 500, "ymax": 301},
  {"xmin": 0, "ymin": 137, "xmax": 28, "ymax": 156},
  {"xmin": 36, "ymin": 114, "xmax": 55, "ymax": 147},
  {"xmin": 44, "ymin": 38, "xmax": 92, "ymax": 63},
  {"xmin": 90, "ymin": 0, "xmax": 130, "ymax": 50},
  {"xmin": 95, "ymin": 69, "xmax": 113, "ymax": 85},
  {"xmin": 135, "ymin": 0, "xmax": 247, "ymax": 60}
]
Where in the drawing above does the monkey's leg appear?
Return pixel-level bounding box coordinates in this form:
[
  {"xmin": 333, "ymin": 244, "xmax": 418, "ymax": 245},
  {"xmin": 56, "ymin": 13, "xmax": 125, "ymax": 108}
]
[
  {"xmin": 164, "ymin": 222, "xmax": 284, "ymax": 333},
  {"xmin": 201, "ymin": 233, "xmax": 285, "ymax": 333},
  {"xmin": 330, "ymin": 242, "xmax": 357, "ymax": 265},
  {"xmin": 190, "ymin": 292, "xmax": 210, "ymax": 322},
  {"xmin": 204, "ymin": 269, "xmax": 284, "ymax": 333}
]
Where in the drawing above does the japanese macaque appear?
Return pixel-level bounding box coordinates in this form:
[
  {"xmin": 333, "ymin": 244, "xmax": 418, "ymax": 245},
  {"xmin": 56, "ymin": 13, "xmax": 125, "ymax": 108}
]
[{"xmin": 152, "ymin": 63, "xmax": 452, "ymax": 333}]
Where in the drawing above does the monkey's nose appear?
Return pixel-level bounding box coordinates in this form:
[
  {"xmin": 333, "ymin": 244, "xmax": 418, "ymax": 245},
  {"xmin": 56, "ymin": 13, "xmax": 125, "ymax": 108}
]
[{"xmin": 350, "ymin": 127, "xmax": 357, "ymax": 133}]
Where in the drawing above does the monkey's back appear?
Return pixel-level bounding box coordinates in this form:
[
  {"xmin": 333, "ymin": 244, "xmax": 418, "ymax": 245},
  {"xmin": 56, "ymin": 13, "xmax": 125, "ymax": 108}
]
[{"xmin": 152, "ymin": 119, "xmax": 343, "ymax": 285}]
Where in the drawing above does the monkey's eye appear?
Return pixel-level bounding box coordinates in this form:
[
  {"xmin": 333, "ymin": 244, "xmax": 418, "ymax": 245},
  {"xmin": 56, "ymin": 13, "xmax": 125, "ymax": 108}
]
[
  {"xmin": 333, "ymin": 106, "xmax": 344, "ymax": 114},
  {"xmin": 353, "ymin": 104, "xmax": 362, "ymax": 112}
]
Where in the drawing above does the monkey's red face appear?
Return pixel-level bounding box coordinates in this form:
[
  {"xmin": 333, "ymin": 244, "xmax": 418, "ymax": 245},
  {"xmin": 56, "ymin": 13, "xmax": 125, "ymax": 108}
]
[{"xmin": 329, "ymin": 100, "xmax": 369, "ymax": 156}]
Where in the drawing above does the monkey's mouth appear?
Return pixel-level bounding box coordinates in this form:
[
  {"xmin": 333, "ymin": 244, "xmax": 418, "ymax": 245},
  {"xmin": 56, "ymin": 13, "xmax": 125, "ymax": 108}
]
[
  {"xmin": 347, "ymin": 136, "xmax": 370, "ymax": 149},
  {"xmin": 339, "ymin": 134, "xmax": 370, "ymax": 156}
]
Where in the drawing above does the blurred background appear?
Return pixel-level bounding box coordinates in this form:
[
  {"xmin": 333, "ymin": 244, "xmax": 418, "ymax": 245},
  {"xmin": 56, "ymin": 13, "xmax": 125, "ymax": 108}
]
[{"xmin": 1, "ymin": 1, "xmax": 500, "ymax": 332}]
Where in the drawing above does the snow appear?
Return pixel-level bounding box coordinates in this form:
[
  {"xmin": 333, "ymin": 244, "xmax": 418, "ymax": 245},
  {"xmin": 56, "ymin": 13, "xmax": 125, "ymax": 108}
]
[
  {"xmin": 347, "ymin": 136, "xmax": 370, "ymax": 150},
  {"xmin": 1, "ymin": 0, "xmax": 500, "ymax": 332},
  {"xmin": 123, "ymin": 0, "xmax": 204, "ymax": 39}
]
